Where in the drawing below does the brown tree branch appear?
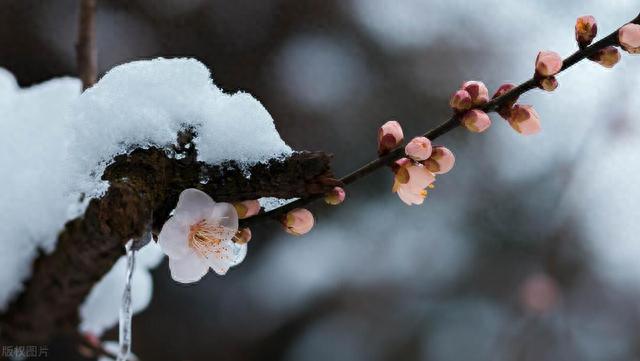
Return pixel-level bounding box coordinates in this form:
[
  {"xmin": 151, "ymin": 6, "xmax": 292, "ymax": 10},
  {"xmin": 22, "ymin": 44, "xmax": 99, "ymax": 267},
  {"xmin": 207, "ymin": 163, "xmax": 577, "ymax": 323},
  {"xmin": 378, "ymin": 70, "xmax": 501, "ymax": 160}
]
[
  {"xmin": 245, "ymin": 12, "xmax": 640, "ymax": 226},
  {"xmin": 76, "ymin": 0, "xmax": 97, "ymax": 90},
  {"xmin": 0, "ymin": 136, "xmax": 337, "ymax": 344}
]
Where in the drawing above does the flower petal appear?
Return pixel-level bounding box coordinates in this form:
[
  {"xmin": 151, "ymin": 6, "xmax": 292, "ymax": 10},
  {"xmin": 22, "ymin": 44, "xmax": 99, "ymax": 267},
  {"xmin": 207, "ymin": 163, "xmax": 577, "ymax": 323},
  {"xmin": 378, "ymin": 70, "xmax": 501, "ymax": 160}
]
[
  {"xmin": 174, "ymin": 188, "xmax": 216, "ymax": 226},
  {"xmin": 157, "ymin": 216, "xmax": 190, "ymax": 259},
  {"xmin": 206, "ymin": 240, "xmax": 247, "ymax": 275},
  {"xmin": 397, "ymin": 186, "xmax": 425, "ymax": 205},
  {"xmin": 209, "ymin": 202, "xmax": 239, "ymax": 232},
  {"xmin": 168, "ymin": 251, "xmax": 209, "ymax": 283},
  {"xmin": 407, "ymin": 165, "xmax": 435, "ymax": 190}
]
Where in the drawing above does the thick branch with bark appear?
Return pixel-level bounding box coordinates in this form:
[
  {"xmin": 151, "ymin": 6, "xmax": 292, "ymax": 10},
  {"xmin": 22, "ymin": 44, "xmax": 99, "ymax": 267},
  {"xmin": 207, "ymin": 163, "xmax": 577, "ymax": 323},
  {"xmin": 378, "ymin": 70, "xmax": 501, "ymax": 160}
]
[{"xmin": 0, "ymin": 136, "xmax": 337, "ymax": 344}]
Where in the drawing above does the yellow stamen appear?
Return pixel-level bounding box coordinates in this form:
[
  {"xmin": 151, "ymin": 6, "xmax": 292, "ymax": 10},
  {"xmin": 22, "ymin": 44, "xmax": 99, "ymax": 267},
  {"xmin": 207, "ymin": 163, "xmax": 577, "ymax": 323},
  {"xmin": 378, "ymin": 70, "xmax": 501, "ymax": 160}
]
[{"xmin": 188, "ymin": 220, "xmax": 235, "ymax": 259}]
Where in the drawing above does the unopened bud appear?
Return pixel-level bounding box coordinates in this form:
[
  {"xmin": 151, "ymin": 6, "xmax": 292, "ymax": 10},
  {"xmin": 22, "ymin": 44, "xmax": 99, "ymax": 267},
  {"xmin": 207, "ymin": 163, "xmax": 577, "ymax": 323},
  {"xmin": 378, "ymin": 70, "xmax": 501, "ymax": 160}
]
[
  {"xmin": 492, "ymin": 83, "xmax": 517, "ymax": 120},
  {"xmin": 233, "ymin": 200, "xmax": 261, "ymax": 219},
  {"xmin": 508, "ymin": 104, "xmax": 541, "ymax": 135},
  {"xmin": 462, "ymin": 109, "xmax": 491, "ymax": 133},
  {"xmin": 539, "ymin": 76, "xmax": 558, "ymax": 92},
  {"xmin": 619, "ymin": 23, "xmax": 640, "ymax": 54},
  {"xmin": 591, "ymin": 46, "xmax": 621, "ymax": 68},
  {"xmin": 324, "ymin": 186, "xmax": 346, "ymax": 205},
  {"xmin": 449, "ymin": 89, "xmax": 472, "ymax": 112},
  {"xmin": 282, "ymin": 208, "xmax": 315, "ymax": 236},
  {"xmin": 378, "ymin": 120, "xmax": 404, "ymax": 155},
  {"xmin": 404, "ymin": 136, "xmax": 433, "ymax": 161},
  {"xmin": 575, "ymin": 15, "xmax": 597, "ymax": 47},
  {"xmin": 461, "ymin": 80, "xmax": 489, "ymax": 106},
  {"xmin": 535, "ymin": 51, "xmax": 563, "ymax": 77}
]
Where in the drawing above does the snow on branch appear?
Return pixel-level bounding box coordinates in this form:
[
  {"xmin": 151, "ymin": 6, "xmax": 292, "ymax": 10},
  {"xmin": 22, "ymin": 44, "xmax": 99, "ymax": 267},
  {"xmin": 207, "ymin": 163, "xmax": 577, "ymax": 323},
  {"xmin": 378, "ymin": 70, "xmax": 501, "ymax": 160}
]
[{"xmin": 0, "ymin": 139, "xmax": 336, "ymax": 344}]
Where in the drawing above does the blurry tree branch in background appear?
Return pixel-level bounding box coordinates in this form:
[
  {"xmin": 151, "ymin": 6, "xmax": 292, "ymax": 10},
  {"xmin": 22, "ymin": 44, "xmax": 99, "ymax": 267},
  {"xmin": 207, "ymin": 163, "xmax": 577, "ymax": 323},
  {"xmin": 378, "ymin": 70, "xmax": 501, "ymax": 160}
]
[{"xmin": 76, "ymin": 0, "xmax": 97, "ymax": 90}]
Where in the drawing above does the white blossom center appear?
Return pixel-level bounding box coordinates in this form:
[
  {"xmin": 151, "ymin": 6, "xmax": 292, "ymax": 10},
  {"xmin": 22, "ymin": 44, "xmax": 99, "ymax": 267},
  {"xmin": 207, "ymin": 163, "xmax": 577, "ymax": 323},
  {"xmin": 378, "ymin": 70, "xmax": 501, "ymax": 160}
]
[{"xmin": 188, "ymin": 219, "xmax": 235, "ymax": 258}]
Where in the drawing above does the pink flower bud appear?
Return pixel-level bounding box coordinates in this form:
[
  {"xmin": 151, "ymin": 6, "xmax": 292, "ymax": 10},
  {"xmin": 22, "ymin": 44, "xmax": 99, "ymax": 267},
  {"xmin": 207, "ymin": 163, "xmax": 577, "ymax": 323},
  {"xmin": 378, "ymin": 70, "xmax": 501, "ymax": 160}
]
[
  {"xmin": 619, "ymin": 23, "xmax": 640, "ymax": 54},
  {"xmin": 575, "ymin": 15, "xmax": 597, "ymax": 47},
  {"xmin": 461, "ymin": 109, "xmax": 491, "ymax": 133},
  {"xmin": 404, "ymin": 136, "xmax": 433, "ymax": 161},
  {"xmin": 539, "ymin": 76, "xmax": 558, "ymax": 92},
  {"xmin": 235, "ymin": 228, "xmax": 252, "ymax": 244},
  {"xmin": 282, "ymin": 208, "xmax": 314, "ymax": 236},
  {"xmin": 508, "ymin": 104, "xmax": 541, "ymax": 135},
  {"xmin": 492, "ymin": 83, "xmax": 517, "ymax": 120},
  {"xmin": 233, "ymin": 199, "xmax": 261, "ymax": 219},
  {"xmin": 377, "ymin": 120, "xmax": 404, "ymax": 155},
  {"xmin": 324, "ymin": 186, "xmax": 346, "ymax": 205},
  {"xmin": 535, "ymin": 51, "xmax": 563, "ymax": 77},
  {"xmin": 449, "ymin": 89, "xmax": 472, "ymax": 112},
  {"xmin": 461, "ymin": 81, "xmax": 489, "ymax": 106},
  {"xmin": 591, "ymin": 46, "xmax": 621, "ymax": 68},
  {"xmin": 423, "ymin": 146, "xmax": 455, "ymax": 174}
]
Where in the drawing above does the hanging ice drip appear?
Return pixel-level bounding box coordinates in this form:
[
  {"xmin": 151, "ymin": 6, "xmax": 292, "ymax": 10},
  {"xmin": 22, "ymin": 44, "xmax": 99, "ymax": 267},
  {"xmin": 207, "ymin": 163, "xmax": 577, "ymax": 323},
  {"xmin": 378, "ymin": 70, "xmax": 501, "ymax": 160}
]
[{"xmin": 117, "ymin": 230, "xmax": 152, "ymax": 361}]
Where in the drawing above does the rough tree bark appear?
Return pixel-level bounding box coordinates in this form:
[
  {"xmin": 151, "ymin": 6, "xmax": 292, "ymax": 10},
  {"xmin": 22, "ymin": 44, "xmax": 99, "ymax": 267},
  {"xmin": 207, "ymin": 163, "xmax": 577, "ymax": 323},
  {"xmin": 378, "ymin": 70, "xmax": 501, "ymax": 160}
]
[{"xmin": 0, "ymin": 133, "xmax": 338, "ymax": 344}]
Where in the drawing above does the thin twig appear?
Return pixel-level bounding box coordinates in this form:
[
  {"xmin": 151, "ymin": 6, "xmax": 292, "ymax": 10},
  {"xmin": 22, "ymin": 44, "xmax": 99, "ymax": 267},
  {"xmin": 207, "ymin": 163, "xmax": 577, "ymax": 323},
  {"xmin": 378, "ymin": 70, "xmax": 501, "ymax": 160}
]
[
  {"xmin": 76, "ymin": 0, "xmax": 97, "ymax": 90},
  {"xmin": 248, "ymin": 12, "xmax": 640, "ymax": 225}
]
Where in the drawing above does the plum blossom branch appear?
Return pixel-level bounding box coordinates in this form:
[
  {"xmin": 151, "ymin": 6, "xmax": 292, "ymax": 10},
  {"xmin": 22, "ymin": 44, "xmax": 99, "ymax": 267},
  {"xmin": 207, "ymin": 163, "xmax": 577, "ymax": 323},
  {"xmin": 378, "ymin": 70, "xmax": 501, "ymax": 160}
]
[
  {"xmin": 245, "ymin": 11, "xmax": 640, "ymax": 226},
  {"xmin": 2, "ymin": 8, "xmax": 639, "ymax": 348}
]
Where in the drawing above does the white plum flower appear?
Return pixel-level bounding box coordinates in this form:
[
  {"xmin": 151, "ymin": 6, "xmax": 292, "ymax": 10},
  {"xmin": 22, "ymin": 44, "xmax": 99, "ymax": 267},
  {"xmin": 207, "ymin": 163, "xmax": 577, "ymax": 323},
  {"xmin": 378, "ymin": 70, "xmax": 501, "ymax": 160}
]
[{"xmin": 158, "ymin": 188, "xmax": 246, "ymax": 283}]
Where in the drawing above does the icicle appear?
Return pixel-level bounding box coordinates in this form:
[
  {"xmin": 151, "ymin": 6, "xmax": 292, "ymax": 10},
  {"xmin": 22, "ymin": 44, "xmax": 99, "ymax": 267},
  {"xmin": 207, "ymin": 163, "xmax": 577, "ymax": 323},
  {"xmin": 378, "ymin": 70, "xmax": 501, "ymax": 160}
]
[{"xmin": 117, "ymin": 239, "xmax": 135, "ymax": 361}]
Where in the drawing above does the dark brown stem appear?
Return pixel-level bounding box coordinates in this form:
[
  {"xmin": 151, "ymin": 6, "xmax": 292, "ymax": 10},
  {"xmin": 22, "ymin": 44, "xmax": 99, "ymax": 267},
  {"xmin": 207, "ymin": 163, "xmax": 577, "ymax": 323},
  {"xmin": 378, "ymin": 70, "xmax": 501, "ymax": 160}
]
[
  {"xmin": 76, "ymin": 0, "xmax": 97, "ymax": 90},
  {"xmin": 248, "ymin": 12, "xmax": 640, "ymax": 224}
]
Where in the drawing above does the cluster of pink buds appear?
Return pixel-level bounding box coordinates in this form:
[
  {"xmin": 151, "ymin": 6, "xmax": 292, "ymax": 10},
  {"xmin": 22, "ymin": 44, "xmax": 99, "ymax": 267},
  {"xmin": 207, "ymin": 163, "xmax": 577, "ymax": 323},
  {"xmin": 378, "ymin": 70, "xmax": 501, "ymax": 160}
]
[
  {"xmin": 378, "ymin": 120, "xmax": 455, "ymax": 205},
  {"xmin": 449, "ymin": 81, "xmax": 540, "ymax": 136},
  {"xmin": 449, "ymin": 81, "xmax": 492, "ymax": 133},
  {"xmin": 534, "ymin": 50, "xmax": 563, "ymax": 92},
  {"xmin": 272, "ymin": 17, "xmax": 640, "ymax": 236},
  {"xmin": 577, "ymin": 16, "xmax": 620, "ymax": 68},
  {"xmin": 232, "ymin": 196, "xmax": 328, "ymax": 238},
  {"xmin": 492, "ymin": 83, "xmax": 541, "ymax": 135},
  {"xmin": 581, "ymin": 16, "xmax": 640, "ymax": 68}
]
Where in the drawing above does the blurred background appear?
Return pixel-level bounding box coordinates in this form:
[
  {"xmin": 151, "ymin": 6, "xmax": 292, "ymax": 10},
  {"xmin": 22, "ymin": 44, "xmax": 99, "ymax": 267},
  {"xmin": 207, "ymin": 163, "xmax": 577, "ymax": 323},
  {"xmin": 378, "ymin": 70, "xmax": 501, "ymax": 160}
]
[{"xmin": 2, "ymin": 0, "xmax": 640, "ymax": 360}]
